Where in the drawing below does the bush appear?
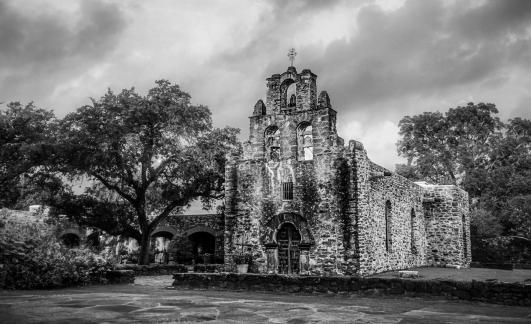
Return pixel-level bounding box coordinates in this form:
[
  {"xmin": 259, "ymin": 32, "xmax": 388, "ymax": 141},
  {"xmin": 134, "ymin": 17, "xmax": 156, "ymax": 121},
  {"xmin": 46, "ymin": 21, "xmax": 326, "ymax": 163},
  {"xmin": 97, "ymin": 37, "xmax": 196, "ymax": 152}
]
[{"xmin": 0, "ymin": 209, "xmax": 115, "ymax": 289}]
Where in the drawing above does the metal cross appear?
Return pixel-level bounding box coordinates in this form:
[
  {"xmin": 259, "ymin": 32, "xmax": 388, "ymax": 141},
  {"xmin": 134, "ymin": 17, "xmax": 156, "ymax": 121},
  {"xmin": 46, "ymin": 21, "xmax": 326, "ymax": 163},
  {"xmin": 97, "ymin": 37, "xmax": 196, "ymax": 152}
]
[{"xmin": 287, "ymin": 48, "xmax": 297, "ymax": 67}]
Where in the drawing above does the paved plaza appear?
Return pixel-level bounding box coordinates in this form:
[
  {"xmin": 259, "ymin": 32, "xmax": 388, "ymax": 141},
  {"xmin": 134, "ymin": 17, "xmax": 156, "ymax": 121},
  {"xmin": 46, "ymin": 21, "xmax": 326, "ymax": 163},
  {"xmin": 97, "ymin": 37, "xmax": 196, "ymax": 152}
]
[{"xmin": 0, "ymin": 276, "xmax": 530, "ymax": 323}]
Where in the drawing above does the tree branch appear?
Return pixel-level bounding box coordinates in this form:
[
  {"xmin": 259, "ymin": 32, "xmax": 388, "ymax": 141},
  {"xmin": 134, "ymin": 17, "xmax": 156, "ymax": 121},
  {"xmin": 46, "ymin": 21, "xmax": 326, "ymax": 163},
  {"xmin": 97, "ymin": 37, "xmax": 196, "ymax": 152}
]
[
  {"xmin": 90, "ymin": 172, "xmax": 136, "ymax": 204},
  {"xmin": 148, "ymin": 198, "xmax": 184, "ymax": 232}
]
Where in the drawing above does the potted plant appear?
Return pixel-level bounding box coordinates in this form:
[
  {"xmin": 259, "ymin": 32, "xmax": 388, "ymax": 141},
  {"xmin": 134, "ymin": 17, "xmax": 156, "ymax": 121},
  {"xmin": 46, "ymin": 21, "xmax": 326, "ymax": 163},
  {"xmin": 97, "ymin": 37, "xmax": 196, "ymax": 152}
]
[{"xmin": 233, "ymin": 252, "xmax": 252, "ymax": 274}]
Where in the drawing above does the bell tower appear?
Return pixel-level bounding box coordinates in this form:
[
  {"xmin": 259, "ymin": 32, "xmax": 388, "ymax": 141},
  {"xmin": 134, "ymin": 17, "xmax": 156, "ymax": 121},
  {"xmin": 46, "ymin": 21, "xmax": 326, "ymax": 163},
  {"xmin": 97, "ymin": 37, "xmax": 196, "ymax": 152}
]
[{"xmin": 262, "ymin": 67, "xmax": 318, "ymax": 115}]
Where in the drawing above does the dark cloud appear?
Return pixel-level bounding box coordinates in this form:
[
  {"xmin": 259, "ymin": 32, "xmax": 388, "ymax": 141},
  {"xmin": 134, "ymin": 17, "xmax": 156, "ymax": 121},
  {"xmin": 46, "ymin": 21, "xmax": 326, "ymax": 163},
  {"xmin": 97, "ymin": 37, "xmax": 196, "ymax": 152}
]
[
  {"xmin": 214, "ymin": 0, "xmax": 530, "ymax": 125},
  {"xmin": 0, "ymin": 0, "xmax": 126, "ymax": 104},
  {"xmin": 309, "ymin": 0, "xmax": 531, "ymax": 120}
]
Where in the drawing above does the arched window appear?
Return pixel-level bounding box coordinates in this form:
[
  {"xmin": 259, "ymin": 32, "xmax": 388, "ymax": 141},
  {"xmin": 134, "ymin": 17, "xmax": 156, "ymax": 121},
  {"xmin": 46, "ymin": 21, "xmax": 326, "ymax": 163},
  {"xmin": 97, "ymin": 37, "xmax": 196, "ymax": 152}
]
[
  {"xmin": 385, "ymin": 200, "xmax": 392, "ymax": 252},
  {"xmin": 410, "ymin": 208, "xmax": 417, "ymax": 254},
  {"xmin": 264, "ymin": 126, "xmax": 280, "ymax": 161},
  {"xmin": 297, "ymin": 122, "xmax": 313, "ymax": 161},
  {"xmin": 280, "ymin": 79, "xmax": 296, "ymax": 110},
  {"xmin": 462, "ymin": 214, "xmax": 468, "ymax": 259}
]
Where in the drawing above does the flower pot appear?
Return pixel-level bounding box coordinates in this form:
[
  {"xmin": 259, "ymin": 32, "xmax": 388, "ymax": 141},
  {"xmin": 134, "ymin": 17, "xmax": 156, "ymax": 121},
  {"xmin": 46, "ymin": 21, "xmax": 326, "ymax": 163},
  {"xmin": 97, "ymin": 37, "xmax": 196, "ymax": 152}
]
[{"xmin": 236, "ymin": 264, "xmax": 248, "ymax": 274}]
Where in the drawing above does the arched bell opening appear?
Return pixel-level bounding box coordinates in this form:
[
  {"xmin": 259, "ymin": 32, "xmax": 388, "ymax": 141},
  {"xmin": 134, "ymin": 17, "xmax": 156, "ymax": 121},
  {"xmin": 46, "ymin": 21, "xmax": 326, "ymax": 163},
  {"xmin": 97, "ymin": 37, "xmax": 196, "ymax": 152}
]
[
  {"xmin": 264, "ymin": 125, "xmax": 280, "ymax": 161},
  {"xmin": 297, "ymin": 121, "xmax": 313, "ymax": 161},
  {"xmin": 280, "ymin": 78, "xmax": 296, "ymax": 111}
]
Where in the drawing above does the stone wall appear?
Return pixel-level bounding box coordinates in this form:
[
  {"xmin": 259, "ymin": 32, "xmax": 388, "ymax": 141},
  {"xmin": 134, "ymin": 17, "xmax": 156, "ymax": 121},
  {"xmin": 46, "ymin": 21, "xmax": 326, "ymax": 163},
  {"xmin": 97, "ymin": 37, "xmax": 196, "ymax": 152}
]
[
  {"xmin": 173, "ymin": 273, "xmax": 531, "ymax": 306},
  {"xmin": 349, "ymin": 144, "xmax": 427, "ymax": 275},
  {"xmin": 419, "ymin": 184, "xmax": 471, "ymax": 267}
]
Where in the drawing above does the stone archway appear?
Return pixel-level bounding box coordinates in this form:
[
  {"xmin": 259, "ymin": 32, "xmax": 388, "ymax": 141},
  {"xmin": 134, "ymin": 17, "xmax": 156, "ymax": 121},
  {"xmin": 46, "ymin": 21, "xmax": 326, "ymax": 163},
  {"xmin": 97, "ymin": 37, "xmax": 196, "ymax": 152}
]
[
  {"xmin": 189, "ymin": 232, "xmax": 216, "ymax": 263},
  {"xmin": 58, "ymin": 228, "xmax": 82, "ymax": 248},
  {"xmin": 151, "ymin": 230, "xmax": 175, "ymax": 264},
  {"xmin": 261, "ymin": 213, "xmax": 314, "ymax": 246},
  {"xmin": 277, "ymin": 223, "xmax": 301, "ymax": 274},
  {"xmin": 262, "ymin": 213, "xmax": 314, "ymax": 274}
]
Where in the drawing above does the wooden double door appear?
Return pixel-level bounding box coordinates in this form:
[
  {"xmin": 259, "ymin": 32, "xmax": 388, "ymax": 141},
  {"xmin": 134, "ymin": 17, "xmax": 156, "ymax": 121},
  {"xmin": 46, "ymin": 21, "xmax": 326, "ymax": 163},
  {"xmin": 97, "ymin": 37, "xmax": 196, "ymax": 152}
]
[{"xmin": 277, "ymin": 223, "xmax": 301, "ymax": 274}]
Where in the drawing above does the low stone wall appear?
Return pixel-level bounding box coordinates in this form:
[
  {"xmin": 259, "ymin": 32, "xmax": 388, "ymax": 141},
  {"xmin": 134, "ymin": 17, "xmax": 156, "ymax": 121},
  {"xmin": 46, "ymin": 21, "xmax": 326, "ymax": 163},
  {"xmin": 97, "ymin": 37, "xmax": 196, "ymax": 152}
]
[
  {"xmin": 172, "ymin": 273, "xmax": 531, "ymax": 306},
  {"xmin": 117, "ymin": 264, "xmax": 189, "ymax": 275}
]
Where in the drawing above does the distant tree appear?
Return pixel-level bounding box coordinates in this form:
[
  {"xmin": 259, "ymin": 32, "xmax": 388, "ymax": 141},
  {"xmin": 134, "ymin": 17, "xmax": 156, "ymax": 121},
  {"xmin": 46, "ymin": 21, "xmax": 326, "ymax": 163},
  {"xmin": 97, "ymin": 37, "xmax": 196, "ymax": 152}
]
[
  {"xmin": 396, "ymin": 102, "xmax": 503, "ymax": 195},
  {"xmin": 52, "ymin": 80, "xmax": 239, "ymax": 264},
  {"xmin": 396, "ymin": 105, "xmax": 531, "ymax": 261},
  {"xmin": 484, "ymin": 118, "xmax": 531, "ymax": 240},
  {"xmin": 0, "ymin": 102, "xmax": 65, "ymax": 208}
]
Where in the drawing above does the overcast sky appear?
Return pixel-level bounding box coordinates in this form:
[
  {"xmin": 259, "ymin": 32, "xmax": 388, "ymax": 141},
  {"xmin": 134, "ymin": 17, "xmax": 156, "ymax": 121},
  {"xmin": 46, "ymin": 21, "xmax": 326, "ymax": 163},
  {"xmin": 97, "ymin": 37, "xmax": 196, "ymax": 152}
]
[{"xmin": 1, "ymin": 0, "xmax": 530, "ymax": 170}]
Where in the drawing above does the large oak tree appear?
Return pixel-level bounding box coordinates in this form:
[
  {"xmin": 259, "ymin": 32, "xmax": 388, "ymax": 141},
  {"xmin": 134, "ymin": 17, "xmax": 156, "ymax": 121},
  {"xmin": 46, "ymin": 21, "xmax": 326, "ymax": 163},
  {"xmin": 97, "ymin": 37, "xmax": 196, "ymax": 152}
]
[{"xmin": 54, "ymin": 80, "xmax": 239, "ymax": 264}]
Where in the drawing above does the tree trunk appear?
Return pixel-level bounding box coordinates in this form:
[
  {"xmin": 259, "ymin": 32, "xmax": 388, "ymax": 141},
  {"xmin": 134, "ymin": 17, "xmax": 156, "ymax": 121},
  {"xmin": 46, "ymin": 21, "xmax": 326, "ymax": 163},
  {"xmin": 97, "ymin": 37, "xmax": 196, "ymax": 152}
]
[{"xmin": 138, "ymin": 231, "xmax": 151, "ymax": 265}]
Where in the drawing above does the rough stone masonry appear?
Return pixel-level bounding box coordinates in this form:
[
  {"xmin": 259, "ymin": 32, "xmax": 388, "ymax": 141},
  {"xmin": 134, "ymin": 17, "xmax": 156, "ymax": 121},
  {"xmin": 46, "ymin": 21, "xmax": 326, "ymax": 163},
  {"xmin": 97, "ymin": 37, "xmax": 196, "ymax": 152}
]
[{"xmin": 222, "ymin": 66, "xmax": 470, "ymax": 276}]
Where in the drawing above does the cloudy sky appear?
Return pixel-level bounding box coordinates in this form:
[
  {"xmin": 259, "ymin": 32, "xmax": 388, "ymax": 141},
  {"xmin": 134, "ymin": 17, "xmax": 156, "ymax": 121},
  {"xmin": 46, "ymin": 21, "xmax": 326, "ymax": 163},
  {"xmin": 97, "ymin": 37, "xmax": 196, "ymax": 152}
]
[{"xmin": 1, "ymin": 0, "xmax": 530, "ymax": 170}]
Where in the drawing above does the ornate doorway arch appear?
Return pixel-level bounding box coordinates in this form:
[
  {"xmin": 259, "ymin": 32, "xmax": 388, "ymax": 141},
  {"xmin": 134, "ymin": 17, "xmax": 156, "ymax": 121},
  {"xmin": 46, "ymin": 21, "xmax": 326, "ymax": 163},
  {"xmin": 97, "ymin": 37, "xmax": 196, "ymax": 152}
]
[
  {"xmin": 262, "ymin": 213, "xmax": 314, "ymax": 274},
  {"xmin": 277, "ymin": 223, "xmax": 301, "ymax": 274}
]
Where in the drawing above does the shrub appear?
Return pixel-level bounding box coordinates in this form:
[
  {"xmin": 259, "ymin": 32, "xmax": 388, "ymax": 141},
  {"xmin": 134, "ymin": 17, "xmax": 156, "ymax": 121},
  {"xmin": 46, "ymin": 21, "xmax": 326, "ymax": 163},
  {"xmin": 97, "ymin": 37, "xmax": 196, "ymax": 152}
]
[{"xmin": 0, "ymin": 209, "xmax": 115, "ymax": 289}]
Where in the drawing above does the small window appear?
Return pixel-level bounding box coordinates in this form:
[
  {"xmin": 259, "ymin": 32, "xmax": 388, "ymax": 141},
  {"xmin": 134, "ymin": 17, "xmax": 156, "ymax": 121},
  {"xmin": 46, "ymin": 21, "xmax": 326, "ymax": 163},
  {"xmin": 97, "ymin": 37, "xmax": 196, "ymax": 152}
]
[
  {"xmin": 282, "ymin": 182, "xmax": 293, "ymax": 200},
  {"xmin": 385, "ymin": 200, "xmax": 392, "ymax": 252}
]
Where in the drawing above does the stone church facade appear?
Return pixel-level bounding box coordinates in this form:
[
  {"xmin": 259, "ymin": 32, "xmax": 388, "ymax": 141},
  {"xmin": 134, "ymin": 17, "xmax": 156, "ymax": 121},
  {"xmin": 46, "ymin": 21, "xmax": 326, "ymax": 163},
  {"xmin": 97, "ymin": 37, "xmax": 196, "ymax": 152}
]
[{"xmin": 222, "ymin": 66, "xmax": 471, "ymax": 276}]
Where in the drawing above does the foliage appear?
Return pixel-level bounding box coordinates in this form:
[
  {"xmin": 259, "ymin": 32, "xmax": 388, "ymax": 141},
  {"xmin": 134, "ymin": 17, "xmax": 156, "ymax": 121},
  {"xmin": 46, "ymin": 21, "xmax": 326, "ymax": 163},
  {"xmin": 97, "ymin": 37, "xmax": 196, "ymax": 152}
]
[
  {"xmin": 232, "ymin": 252, "xmax": 253, "ymax": 265},
  {"xmin": 397, "ymin": 102, "xmax": 502, "ymax": 189},
  {"xmin": 0, "ymin": 102, "xmax": 67, "ymax": 208},
  {"xmin": 51, "ymin": 80, "xmax": 239, "ymax": 264},
  {"xmin": 0, "ymin": 209, "xmax": 115, "ymax": 289},
  {"xmin": 333, "ymin": 157, "xmax": 351, "ymax": 249},
  {"xmin": 299, "ymin": 167, "xmax": 319, "ymax": 226},
  {"xmin": 470, "ymin": 207, "xmax": 503, "ymax": 239}
]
